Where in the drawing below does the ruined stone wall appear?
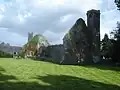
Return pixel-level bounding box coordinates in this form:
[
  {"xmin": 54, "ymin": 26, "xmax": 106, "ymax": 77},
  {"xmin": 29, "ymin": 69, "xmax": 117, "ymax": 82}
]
[
  {"xmin": 61, "ymin": 9, "xmax": 101, "ymax": 65},
  {"xmin": 40, "ymin": 9, "xmax": 101, "ymax": 65},
  {"xmin": 61, "ymin": 18, "xmax": 92, "ymax": 65},
  {"xmin": 46, "ymin": 44, "xmax": 64, "ymax": 63},
  {"xmin": 87, "ymin": 10, "xmax": 100, "ymax": 63}
]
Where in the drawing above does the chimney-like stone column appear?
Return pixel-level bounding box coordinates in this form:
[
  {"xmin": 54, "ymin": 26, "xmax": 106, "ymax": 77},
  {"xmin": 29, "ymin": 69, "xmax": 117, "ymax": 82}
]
[{"xmin": 87, "ymin": 9, "xmax": 100, "ymax": 63}]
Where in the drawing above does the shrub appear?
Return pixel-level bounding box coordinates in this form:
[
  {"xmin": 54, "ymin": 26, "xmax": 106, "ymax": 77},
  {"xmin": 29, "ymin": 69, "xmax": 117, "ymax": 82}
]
[{"xmin": 0, "ymin": 51, "xmax": 12, "ymax": 58}]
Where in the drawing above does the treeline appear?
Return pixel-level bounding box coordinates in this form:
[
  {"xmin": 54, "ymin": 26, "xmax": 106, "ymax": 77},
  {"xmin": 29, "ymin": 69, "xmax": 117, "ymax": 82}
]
[
  {"xmin": 101, "ymin": 22, "xmax": 120, "ymax": 65},
  {"xmin": 100, "ymin": 1, "xmax": 120, "ymax": 65},
  {"xmin": 0, "ymin": 51, "xmax": 12, "ymax": 58}
]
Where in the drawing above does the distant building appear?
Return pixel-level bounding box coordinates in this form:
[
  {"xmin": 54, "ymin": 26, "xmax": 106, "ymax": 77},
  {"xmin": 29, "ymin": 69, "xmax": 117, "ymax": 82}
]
[{"xmin": 0, "ymin": 43, "xmax": 22, "ymax": 55}]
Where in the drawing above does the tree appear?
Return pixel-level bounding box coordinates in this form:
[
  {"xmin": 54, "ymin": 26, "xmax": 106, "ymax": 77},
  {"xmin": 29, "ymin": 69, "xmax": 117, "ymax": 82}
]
[
  {"xmin": 115, "ymin": 0, "xmax": 120, "ymax": 10},
  {"xmin": 101, "ymin": 34, "xmax": 113, "ymax": 60},
  {"xmin": 111, "ymin": 1, "xmax": 120, "ymax": 65},
  {"xmin": 110, "ymin": 22, "xmax": 120, "ymax": 63},
  {"xmin": 19, "ymin": 50, "xmax": 26, "ymax": 58},
  {"xmin": 0, "ymin": 51, "xmax": 12, "ymax": 58},
  {"xmin": 23, "ymin": 34, "xmax": 49, "ymax": 57}
]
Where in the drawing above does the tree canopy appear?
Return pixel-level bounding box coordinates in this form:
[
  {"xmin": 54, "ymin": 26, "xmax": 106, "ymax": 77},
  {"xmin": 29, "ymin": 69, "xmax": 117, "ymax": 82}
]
[
  {"xmin": 24, "ymin": 34, "xmax": 49, "ymax": 49},
  {"xmin": 22, "ymin": 34, "xmax": 49, "ymax": 56},
  {"xmin": 101, "ymin": 34, "xmax": 113, "ymax": 60},
  {"xmin": 110, "ymin": 22, "xmax": 120, "ymax": 63},
  {"xmin": 28, "ymin": 34, "xmax": 49, "ymax": 46},
  {"xmin": 115, "ymin": 0, "xmax": 120, "ymax": 10}
]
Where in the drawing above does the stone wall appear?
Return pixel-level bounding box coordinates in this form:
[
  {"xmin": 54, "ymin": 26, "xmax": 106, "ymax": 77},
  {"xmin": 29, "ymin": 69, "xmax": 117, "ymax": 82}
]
[
  {"xmin": 61, "ymin": 18, "xmax": 92, "ymax": 65},
  {"xmin": 46, "ymin": 44, "xmax": 64, "ymax": 63}
]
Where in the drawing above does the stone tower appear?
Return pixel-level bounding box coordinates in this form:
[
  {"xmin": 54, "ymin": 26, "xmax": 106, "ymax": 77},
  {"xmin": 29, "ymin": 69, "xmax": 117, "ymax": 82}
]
[
  {"xmin": 28, "ymin": 32, "xmax": 33, "ymax": 42},
  {"xmin": 87, "ymin": 9, "xmax": 100, "ymax": 63}
]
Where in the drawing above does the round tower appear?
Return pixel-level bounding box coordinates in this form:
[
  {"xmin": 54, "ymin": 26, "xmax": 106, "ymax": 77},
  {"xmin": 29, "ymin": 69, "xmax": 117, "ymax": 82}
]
[{"xmin": 87, "ymin": 9, "xmax": 100, "ymax": 63}]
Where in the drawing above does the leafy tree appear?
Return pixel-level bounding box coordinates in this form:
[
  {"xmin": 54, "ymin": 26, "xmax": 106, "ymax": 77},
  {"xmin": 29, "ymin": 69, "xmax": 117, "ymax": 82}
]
[
  {"xmin": 23, "ymin": 34, "xmax": 49, "ymax": 57},
  {"xmin": 115, "ymin": 0, "xmax": 120, "ymax": 10},
  {"xmin": 19, "ymin": 51, "xmax": 26, "ymax": 58},
  {"xmin": 101, "ymin": 34, "xmax": 113, "ymax": 60},
  {"xmin": 111, "ymin": 22, "xmax": 120, "ymax": 40},
  {"xmin": 110, "ymin": 22, "xmax": 120, "ymax": 63},
  {"xmin": 110, "ymin": 1, "xmax": 120, "ymax": 64},
  {"xmin": 0, "ymin": 51, "xmax": 12, "ymax": 58},
  {"xmin": 28, "ymin": 34, "xmax": 49, "ymax": 46}
]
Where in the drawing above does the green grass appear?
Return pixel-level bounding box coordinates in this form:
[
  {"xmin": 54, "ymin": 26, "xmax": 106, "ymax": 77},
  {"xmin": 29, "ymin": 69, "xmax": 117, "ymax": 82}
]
[{"xmin": 0, "ymin": 58, "xmax": 120, "ymax": 90}]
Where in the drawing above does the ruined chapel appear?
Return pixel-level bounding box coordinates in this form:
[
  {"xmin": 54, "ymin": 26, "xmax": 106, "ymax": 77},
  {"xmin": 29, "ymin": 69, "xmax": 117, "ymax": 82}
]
[
  {"xmin": 25, "ymin": 9, "xmax": 101, "ymax": 65},
  {"xmin": 61, "ymin": 9, "xmax": 100, "ymax": 64}
]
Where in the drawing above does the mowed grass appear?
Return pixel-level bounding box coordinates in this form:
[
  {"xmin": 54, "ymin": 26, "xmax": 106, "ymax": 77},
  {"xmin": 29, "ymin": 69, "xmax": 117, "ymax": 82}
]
[{"xmin": 0, "ymin": 58, "xmax": 120, "ymax": 90}]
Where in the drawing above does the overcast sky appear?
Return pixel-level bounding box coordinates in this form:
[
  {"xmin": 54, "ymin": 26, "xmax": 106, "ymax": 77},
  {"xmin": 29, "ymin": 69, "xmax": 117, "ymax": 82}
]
[{"xmin": 0, "ymin": 0, "xmax": 119, "ymax": 46}]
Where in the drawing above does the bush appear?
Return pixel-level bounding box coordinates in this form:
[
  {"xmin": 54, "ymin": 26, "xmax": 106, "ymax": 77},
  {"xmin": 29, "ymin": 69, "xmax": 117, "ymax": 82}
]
[
  {"xmin": 19, "ymin": 51, "xmax": 26, "ymax": 58},
  {"xmin": 0, "ymin": 51, "xmax": 12, "ymax": 58}
]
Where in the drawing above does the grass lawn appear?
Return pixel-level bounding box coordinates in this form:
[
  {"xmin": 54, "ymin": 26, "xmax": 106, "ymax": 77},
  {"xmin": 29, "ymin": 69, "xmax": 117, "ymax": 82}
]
[{"xmin": 0, "ymin": 58, "xmax": 120, "ymax": 90}]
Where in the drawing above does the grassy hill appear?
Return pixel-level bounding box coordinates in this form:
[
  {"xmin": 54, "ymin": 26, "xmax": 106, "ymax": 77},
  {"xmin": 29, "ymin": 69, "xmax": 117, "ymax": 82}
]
[{"xmin": 0, "ymin": 58, "xmax": 120, "ymax": 90}]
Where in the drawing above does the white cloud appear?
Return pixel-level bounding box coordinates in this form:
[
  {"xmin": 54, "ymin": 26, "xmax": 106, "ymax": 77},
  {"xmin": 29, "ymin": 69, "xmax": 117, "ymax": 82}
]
[
  {"xmin": 0, "ymin": 28, "xmax": 27, "ymax": 46},
  {"xmin": 0, "ymin": 0, "xmax": 119, "ymax": 46},
  {"xmin": 100, "ymin": 0, "xmax": 120, "ymax": 39}
]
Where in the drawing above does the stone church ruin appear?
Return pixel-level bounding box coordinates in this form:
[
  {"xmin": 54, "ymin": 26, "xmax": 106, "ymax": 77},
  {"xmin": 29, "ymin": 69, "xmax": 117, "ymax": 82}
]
[
  {"xmin": 61, "ymin": 9, "xmax": 100, "ymax": 64},
  {"xmin": 24, "ymin": 9, "xmax": 101, "ymax": 65}
]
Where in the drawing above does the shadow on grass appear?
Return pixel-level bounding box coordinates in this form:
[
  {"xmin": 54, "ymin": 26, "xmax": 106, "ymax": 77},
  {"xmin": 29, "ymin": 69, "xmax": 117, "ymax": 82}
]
[
  {"xmin": 0, "ymin": 67, "xmax": 5, "ymax": 72},
  {"xmin": 30, "ymin": 57, "xmax": 59, "ymax": 64},
  {"xmin": 33, "ymin": 58, "xmax": 120, "ymax": 72},
  {"xmin": 36, "ymin": 59, "xmax": 120, "ymax": 72},
  {"xmin": 29, "ymin": 56, "xmax": 120, "ymax": 71},
  {"xmin": 82, "ymin": 64, "xmax": 120, "ymax": 71},
  {"xmin": 35, "ymin": 74, "xmax": 120, "ymax": 90},
  {"xmin": 0, "ymin": 73, "xmax": 120, "ymax": 90},
  {"xmin": 0, "ymin": 67, "xmax": 17, "ymax": 81}
]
